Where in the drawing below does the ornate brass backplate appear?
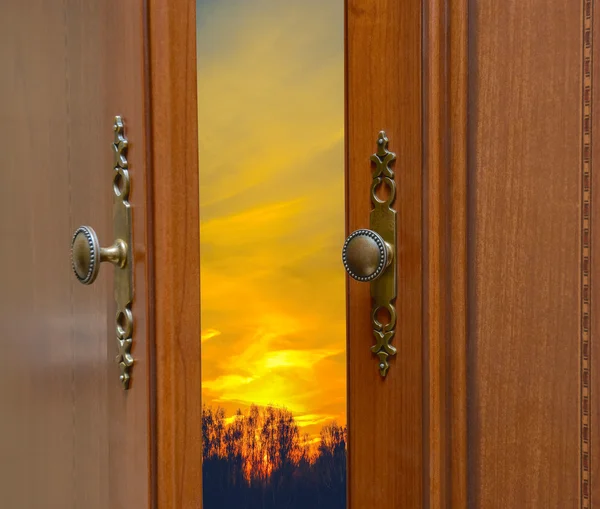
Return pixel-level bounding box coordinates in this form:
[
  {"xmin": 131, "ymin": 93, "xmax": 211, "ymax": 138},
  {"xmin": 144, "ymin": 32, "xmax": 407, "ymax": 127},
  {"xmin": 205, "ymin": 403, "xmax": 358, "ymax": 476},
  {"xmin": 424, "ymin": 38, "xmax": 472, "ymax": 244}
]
[
  {"xmin": 70, "ymin": 116, "xmax": 134, "ymax": 388},
  {"xmin": 341, "ymin": 131, "xmax": 398, "ymax": 377},
  {"xmin": 369, "ymin": 131, "xmax": 397, "ymax": 377},
  {"xmin": 112, "ymin": 116, "xmax": 134, "ymax": 389}
]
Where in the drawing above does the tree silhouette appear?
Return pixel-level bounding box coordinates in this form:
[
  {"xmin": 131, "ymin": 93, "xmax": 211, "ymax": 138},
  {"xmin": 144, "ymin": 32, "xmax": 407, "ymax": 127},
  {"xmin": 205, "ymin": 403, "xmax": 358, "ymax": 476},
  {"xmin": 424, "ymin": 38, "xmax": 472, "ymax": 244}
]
[{"xmin": 202, "ymin": 405, "xmax": 347, "ymax": 509}]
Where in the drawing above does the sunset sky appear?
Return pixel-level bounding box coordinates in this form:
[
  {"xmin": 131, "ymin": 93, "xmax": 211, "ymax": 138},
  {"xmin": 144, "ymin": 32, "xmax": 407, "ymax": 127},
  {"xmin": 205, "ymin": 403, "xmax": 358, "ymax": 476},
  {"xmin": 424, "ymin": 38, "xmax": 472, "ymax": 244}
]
[{"xmin": 197, "ymin": 0, "xmax": 345, "ymax": 440}]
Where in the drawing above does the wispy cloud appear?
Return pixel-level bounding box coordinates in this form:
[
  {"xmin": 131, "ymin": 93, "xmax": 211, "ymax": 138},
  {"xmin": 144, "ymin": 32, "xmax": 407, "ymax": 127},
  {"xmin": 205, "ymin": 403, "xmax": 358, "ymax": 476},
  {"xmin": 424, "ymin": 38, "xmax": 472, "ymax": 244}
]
[{"xmin": 201, "ymin": 328, "xmax": 221, "ymax": 343}]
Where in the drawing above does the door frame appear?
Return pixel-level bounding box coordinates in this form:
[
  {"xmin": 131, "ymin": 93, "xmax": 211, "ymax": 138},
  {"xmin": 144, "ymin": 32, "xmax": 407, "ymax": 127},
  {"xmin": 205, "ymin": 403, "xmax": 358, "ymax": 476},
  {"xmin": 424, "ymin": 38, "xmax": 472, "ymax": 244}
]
[
  {"xmin": 147, "ymin": 1, "xmax": 203, "ymax": 507},
  {"xmin": 144, "ymin": 0, "xmax": 471, "ymax": 508},
  {"xmin": 422, "ymin": 0, "xmax": 468, "ymax": 507}
]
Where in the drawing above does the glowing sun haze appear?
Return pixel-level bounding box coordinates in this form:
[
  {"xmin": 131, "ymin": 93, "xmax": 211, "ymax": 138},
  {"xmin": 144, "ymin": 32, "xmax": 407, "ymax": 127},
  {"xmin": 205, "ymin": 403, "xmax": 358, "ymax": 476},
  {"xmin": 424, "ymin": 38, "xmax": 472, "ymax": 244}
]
[{"xmin": 197, "ymin": 0, "xmax": 345, "ymax": 439}]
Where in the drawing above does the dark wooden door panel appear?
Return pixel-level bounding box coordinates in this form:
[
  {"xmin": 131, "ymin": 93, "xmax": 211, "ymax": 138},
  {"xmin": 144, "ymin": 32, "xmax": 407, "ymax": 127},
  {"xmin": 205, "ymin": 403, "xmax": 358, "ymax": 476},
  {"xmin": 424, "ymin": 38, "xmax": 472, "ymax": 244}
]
[
  {"xmin": 468, "ymin": 1, "xmax": 591, "ymax": 506},
  {"xmin": 424, "ymin": 0, "xmax": 600, "ymax": 507},
  {"xmin": 422, "ymin": 0, "xmax": 600, "ymax": 507}
]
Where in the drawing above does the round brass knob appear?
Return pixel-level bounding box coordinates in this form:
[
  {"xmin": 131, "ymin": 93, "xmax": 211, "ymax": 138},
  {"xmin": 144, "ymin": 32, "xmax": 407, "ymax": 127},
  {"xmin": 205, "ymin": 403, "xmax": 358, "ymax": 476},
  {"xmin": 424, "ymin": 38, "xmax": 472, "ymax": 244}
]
[
  {"xmin": 342, "ymin": 229, "xmax": 393, "ymax": 282},
  {"xmin": 71, "ymin": 226, "xmax": 127, "ymax": 285}
]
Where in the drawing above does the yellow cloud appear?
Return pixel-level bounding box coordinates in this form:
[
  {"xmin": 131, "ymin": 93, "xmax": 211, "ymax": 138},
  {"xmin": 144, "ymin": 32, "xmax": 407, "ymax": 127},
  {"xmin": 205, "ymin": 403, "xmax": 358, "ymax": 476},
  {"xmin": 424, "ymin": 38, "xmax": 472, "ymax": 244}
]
[
  {"xmin": 201, "ymin": 328, "xmax": 221, "ymax": 343},
  {"xmin": 294, "ymin": 414, "xmax": 337, "ymax": 428},
  {"xmin": 263, "ymin": 350, "xmax": 341, "ymax": 370},
  {"xmin": 203, "ymin": 374, "xmax": 255, "ymax": 393}
]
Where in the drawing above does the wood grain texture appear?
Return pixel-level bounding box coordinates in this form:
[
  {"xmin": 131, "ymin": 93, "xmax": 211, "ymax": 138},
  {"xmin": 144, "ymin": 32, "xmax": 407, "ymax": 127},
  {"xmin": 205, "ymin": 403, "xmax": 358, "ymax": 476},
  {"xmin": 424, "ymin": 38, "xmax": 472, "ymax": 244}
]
[
  {"xmin": 422, "ymin": 0, "xmax": 468, "ymax": 507},
  {"xmin": 64, "ymin": 2, "xmax": 111, "ymax": 505},
  {"xmin": 103, "ymin": 0, "xmax": 152, "ymax": 507},
  {"xmin": 346, "ymin": 1, "xmax": 422, "ymax": 507},
  {"xmin": 0, "ymin": 1, "xmax": 151, "ymax": 508},
  {"xmin": 591, "ymin": 1, "xmax": 600, "ymax": 504},
  {"xmin": 423, "ymin": 0, "xmax": 449, "ymax": 505},
  {"xmin": 447, "ymin": 1, "xmax": 468, "ymax": 507},
  {"xmin": 469, "ymin": 0, "xmax": 583, "ymax": 507},
  {"xmin": 147, "ymin": 0, "xmax": 203, "ymax": 508},
  {"xmin": 0, "ymin": 3, "xmax": 74, "ymax": 506}
]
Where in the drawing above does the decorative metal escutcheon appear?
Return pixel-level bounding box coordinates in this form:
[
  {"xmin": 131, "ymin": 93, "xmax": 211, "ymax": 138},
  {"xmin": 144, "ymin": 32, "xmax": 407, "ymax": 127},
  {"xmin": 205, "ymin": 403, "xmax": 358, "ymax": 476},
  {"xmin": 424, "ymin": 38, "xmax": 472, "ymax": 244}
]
[
  {"xmin": 342, "ymin": 131, "xmax": 397, "ymax": 377},
  {"xmin": 70, "ymin": 116, "xmax": 134, "ymax": 389}
]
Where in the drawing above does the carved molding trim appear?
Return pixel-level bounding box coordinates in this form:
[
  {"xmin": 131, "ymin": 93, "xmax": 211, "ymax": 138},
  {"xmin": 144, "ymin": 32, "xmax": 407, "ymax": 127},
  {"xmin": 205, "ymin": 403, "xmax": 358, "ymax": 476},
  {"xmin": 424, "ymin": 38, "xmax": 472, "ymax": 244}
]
[{"xmin": 582, "ymin": 0, "xmax": 593, "ymax": 506}]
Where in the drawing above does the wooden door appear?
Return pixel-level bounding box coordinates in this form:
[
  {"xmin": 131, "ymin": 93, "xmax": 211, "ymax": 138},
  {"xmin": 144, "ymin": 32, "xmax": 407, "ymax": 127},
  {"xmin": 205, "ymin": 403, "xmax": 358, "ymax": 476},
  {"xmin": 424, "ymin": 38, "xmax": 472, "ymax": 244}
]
[
  {"xmin": 421, "ymin": 0, "xmax": 600, "ymax": 507},
  {"xmin": 0, "ymin": 1, "xmax": 152, "ymax": 508},
  {"xmin": 467, "ymin": 0, "xmax": 600, "ymax": 506}
]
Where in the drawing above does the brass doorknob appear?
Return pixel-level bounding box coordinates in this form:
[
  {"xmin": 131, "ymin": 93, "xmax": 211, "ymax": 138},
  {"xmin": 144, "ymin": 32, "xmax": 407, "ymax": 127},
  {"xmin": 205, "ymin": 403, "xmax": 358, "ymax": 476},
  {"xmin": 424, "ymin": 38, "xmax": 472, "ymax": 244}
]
[
  {"xmin": 71, "ymin": 226, "xmax": 128, "ymax": 285},
  {"xmin": 342, "ymin": 229, "xmax": 393, "ymax": 282}
]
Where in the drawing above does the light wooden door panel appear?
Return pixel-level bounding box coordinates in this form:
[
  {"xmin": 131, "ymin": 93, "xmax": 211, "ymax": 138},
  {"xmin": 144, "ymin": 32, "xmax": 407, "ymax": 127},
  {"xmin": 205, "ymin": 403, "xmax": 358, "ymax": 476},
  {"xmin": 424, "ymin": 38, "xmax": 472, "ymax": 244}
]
[
  {"xmin": 0, "ymin": 1, "xmax": 150, "ymax": 508},
  {"xmin": 0, "ymin": 4, "xmax": 74, "ymax": 506}
]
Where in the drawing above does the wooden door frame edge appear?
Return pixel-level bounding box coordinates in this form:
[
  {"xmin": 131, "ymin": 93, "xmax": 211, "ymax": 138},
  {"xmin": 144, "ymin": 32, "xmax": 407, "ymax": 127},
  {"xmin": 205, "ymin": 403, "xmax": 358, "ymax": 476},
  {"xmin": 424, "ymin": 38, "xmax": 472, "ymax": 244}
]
[
  {"xmin": 423, "ymin": 0, "xmax": 468, "ymax": 507},
  {"xmin": 147, "ymin": 1, "xmax": 203, "ymax": 508}
]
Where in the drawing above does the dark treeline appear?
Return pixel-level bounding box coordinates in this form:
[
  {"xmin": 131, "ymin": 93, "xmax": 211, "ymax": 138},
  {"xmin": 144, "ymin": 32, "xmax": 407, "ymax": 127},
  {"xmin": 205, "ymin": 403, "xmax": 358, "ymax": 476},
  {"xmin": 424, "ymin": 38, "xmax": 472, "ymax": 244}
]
[{"xmin": 203, "ymin": 405, "xmax": 346, "ymax": 509}]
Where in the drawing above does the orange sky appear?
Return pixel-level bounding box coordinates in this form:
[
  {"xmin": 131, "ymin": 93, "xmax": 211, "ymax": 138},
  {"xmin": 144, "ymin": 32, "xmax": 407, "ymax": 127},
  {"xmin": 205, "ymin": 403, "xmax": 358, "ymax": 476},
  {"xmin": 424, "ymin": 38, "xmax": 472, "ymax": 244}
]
[{"xmin": 197, "ymin": 0, "xmax": 345, "ymax": 439}]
